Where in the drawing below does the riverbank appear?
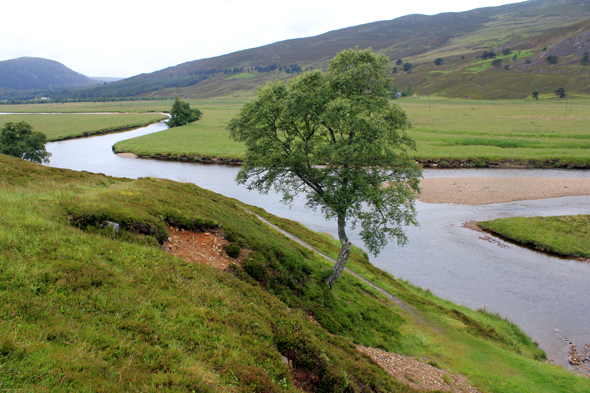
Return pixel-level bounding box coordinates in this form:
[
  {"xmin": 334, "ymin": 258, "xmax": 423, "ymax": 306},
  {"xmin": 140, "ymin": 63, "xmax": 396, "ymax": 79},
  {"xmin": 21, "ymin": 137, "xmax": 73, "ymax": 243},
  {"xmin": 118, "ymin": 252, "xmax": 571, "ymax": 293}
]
[{"xmin": 418, "ymin": 177, "xmax": 590, "ymax": 205}]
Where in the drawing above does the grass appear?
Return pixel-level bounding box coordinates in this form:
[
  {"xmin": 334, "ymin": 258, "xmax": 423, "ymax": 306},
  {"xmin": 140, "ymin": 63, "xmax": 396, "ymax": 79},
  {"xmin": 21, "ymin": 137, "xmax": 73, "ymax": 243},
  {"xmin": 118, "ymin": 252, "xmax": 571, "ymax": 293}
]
[
  {"xmin": 0, "ymin": 113, "xmax": 167, "ymax": 141},
  {"xmin": 479, "ymin": 215, "xmax": 590, "ymax": 258},
  {"xmin": 113, "ymin": 106, "xmax": 246, "ymax": 161},
  {"xmin": 2, "ymin": 153, "xmax": 589, "ymax": 392},
  {"xmin": 113, "ymin": 96, "xmax": 590, "ymax": 168},
  {"xmin": 0, "ymin": 100, "xmax": 175, "ymax": 113}
]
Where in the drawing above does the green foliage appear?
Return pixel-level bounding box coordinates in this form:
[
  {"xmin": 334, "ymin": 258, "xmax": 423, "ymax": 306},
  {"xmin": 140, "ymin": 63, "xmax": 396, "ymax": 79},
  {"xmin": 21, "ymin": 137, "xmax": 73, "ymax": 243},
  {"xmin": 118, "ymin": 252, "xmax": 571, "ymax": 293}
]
[
  {"xmin": 480, "ymin": 215, "xmax": 590, "ymax": 258},
  {"xmin": 403, "ymin": 62, "xmax": 414, "ymax": 72},
  {"xmin": 0, "ymin": 121, "xmax": 51, "ymax": 164},
  {"xmin": 167, "ymin": 96, "xmax": 203, "ymax": 128},
  {"xmin": 228, "ymin": 48, "xmax": 422, "ymax": 286},
  {"xmin": 532, "ymin": 91, "xmax": 539, "ymax": 100},
  {"xmin": 546, "ymin": 55, "xmax": 559, "ymax": 64},
  {"xmin": 502, "ymin": 48, "xmax": 512, "ymax": 56},
  {"xmin": 434, "ymin": 57, "xmax": 444, "ymax": 66},
  {"xmin": 581, "ymin": 51, "xmax": 589, "ymax": 65},
  {"xmin": 396, "ymin": 58, "xmax": 404, "ymax": 66},
  {"xmin": 554, "ymin": 87, "xmax": 566, "ymax": 98},
  {"xmin": 491, "ymin": 58, "xmax": 503, "ymax": 67},
  {"xmin": 224, "ymin": 243, "xmax": 241, "ymax": 258},
  {"xmin": 481, "ymin": 50, "xmax": 497, "ymax": 59}
]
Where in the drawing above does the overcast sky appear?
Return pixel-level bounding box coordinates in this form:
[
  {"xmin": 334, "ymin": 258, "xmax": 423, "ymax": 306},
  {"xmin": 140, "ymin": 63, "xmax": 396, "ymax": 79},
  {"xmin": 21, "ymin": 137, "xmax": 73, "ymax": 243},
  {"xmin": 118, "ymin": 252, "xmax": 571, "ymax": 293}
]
[{"xmin": 2, "ymin": 0, "xmax": 524, "ymax": 78}]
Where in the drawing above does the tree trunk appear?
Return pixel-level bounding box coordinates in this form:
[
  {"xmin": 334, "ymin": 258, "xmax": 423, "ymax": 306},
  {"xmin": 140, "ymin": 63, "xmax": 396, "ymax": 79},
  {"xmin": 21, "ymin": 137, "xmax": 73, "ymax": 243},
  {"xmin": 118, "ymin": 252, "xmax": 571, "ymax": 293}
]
[{"xmin": 325, "ymin": 215, "xmax": 352, "ymax": 289}]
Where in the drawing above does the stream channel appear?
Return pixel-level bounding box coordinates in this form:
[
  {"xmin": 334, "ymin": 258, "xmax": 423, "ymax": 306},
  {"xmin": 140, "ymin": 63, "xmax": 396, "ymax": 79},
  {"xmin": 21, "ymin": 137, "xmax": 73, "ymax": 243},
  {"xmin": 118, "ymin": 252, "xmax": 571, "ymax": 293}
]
[{"xmin": 39, "ymin": 118, "xmax": 590, "ymax": 372}]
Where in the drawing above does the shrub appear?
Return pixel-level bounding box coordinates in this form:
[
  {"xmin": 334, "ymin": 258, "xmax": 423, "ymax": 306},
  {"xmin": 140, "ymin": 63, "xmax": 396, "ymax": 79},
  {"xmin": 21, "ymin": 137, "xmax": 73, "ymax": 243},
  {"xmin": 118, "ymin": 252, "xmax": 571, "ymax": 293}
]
[
  {"xmin": 224, "ymin": 243, "xmax": 241, "ymax": 258},
  {"xmin": 546, "ymin": 55, "xmax": 558, "ymax": 65}
]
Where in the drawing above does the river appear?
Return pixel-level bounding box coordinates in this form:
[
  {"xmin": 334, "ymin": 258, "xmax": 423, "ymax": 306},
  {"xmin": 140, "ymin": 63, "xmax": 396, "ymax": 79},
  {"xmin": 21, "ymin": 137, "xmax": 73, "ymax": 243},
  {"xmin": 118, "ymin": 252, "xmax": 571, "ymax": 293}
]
[{"xmin": 43, "ymin": 119, "xmax": 590, "ymax": 371}]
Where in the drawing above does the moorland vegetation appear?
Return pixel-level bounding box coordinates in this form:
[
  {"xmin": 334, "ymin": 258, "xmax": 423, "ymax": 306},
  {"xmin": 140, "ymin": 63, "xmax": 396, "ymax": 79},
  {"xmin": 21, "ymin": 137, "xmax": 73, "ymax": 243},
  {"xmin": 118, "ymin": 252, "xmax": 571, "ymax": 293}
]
[{"xmin": 2, "ymin": 153, "xmax": 589, "ymax": 392}]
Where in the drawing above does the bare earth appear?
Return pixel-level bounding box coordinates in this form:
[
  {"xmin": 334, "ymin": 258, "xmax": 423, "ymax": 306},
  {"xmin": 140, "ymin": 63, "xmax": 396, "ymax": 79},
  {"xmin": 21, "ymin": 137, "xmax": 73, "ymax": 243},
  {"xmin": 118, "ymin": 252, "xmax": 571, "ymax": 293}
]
[{"xmin": 418, "ymin": 177, "xmax": 590, "ymax": 205}]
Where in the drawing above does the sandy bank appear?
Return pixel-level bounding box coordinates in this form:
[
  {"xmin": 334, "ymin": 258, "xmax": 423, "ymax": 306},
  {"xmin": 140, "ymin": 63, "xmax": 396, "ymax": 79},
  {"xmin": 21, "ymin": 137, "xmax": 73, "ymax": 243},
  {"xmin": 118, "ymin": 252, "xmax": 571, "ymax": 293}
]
[{"xmin": 418, "ymin": 177, "xmax": 590, "ymax": 205}]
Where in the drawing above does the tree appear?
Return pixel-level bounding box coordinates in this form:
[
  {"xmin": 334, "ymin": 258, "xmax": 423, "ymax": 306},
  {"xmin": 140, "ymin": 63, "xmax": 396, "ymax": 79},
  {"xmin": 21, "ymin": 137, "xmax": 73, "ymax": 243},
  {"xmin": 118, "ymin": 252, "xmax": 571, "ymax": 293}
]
[
  {"xmin": 228, "ymin": 48, "xmax": 421, "ymax": 288},
  {"xmin": 554, "ymin": 87, "xmax": 566, "ymax": 98},
  {"xmin": 482, "ymin": 51, "xmax": 497, "ymax": 60},
  {"xmin": 403, "ymin": 62, "xmax": 413, "ymax": 73},
  {"xmin": 502, "ymin": 48, "xmax": 512, "ymax": 56},
  {"xmin": 406, "ymin": 82, "xmax": 413, "ymax": 97},
  {"xmin": 434, "ymin": 58, "xmax": 444, "ymax": 66},
  {"xmin": 0, "ymin": 122, "xmax": 51, "ymax": 164},
  {"xmin": 491, "ymin": 58, "xmax": 503, "ymax": 67},
  {"xmin": 167, "ymin": 96, "xmax": 203, "ymax": 128},
  {"xmin": 581, "ymin": 52, "xmax": 589, "ymax": 65},
  {"xmin": 546, "ymin": 55, "xmax": 558, "ymax": 65},
  {"xmin": 396, "ymin": 59, "xmax": 403, "ymax": 66},
  {"xmin": 532, "ymin": 91, "xmax": 539, "ymax": 100}
]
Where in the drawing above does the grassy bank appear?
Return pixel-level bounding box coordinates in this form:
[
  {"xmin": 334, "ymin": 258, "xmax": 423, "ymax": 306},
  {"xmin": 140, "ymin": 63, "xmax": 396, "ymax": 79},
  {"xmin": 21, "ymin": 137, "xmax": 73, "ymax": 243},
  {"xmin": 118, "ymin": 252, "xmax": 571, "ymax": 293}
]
[
  {"xmin": 400, "ymin": 98, "xmax": 590, "ymax": 168},
  {"xmin": 112, "ymin": 97, "xmax": 590, "ymax": 168},
  {"xmin": 479, "ymin": 215, "xmax": 590, "ymax": 258},
  {"xmin": 1, "ymin": 154, "xmax": 589, "ymax": 392},
  {"xmin": 0, "ymin": 113, "xmax": 167, "ymax": 141},
  {"xmin": 114, "ymin": 106, "xmax": 245, "ymax": 162}
]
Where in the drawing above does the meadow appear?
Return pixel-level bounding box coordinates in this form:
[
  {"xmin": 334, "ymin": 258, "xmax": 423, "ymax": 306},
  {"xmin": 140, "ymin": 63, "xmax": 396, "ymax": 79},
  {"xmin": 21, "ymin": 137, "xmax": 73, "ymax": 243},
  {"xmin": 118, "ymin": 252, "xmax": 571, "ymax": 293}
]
[
  {"xmin": 0, "ymin": 113, "xmax": 167, "ymax": 141},
  {"xmin": 111, "ymin": 97, "xmax": 590, "ymax": 168},
  {"xmin": 479, "ymin": 215, "xmax": 590, "ymax": 258},
  {"xmin": 1, "ymin": 153, "xmax": 589, "ymax": 392}
]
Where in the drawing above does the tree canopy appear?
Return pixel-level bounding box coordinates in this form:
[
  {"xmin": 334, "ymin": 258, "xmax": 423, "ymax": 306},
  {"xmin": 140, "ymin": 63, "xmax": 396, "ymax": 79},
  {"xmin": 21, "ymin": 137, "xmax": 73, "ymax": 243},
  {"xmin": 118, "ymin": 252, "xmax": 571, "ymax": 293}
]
[
  {"xmin": 0, "ymin": 121, "xmax": 51, "ymax": 164},
  {"xmin": 554, "ymin": 87, "xmax": 566, "ymax": 98},
  {"xmin": 228, "ymin": 48, "xmax": 421, "ymax": 288},
  {"xmin": 167, "ymin": 97, "xmax": 203, "ymax": 128}
]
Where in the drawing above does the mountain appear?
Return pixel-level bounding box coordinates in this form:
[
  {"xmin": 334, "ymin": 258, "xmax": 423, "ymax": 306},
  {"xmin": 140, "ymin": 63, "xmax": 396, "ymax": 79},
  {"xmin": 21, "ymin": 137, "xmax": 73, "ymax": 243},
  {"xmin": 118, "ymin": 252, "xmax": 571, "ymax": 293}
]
[
  {"xmin": 0, "ymin": 57, "xmax": 97, "ymax": 93},
  {"xmin": 48, "ymin": 0, "xmax": 590, "ymax": 100}
]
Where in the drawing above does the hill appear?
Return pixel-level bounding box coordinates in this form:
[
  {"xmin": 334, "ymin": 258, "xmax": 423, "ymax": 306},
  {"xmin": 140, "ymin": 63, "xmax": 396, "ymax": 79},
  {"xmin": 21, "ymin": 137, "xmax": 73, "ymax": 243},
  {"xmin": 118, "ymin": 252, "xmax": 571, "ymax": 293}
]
[
  {"xmin": 1, "ymin": 153, "xmax": 590, "ymax": 391},
  {"xmin": 0, "ymin": 57, "xmax": 97, "ymax": 98},
  {"xmin": 58, "ymin": 0, "xmax": 590, "ymax": 100}
]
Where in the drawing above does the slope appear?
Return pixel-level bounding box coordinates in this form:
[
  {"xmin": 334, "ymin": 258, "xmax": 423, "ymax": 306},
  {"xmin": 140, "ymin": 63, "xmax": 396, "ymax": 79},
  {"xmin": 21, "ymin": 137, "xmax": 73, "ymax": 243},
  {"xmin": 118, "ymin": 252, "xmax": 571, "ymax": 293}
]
[
  {"xmin": 1, "ymin": 153, "xmax": 589, "ymax": 392},
  {"xmin": 0, "ymin": 57, "xmax": 96, "ymax": 94}
]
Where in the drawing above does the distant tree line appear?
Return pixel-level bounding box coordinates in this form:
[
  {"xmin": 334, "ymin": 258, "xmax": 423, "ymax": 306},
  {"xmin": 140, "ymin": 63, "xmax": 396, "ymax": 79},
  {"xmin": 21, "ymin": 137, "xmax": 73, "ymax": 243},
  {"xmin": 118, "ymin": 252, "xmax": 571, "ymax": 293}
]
[{"xmin": 181, "ymin": 64, "xmax": 308, "ymax": 77}]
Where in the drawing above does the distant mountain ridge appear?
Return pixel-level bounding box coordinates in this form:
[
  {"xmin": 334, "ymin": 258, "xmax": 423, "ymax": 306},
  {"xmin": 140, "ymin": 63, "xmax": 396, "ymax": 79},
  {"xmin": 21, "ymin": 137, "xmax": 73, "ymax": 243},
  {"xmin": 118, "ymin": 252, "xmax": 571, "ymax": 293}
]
[
  {"xmin": 0, "ymin": 57, "xmax": 97, "ymax": 92},
  {"xmin": 126, "ymin": 0, "xmax": 590, "ymax": 99},
  {"xmin": 6, "ymin": 0, "xmax": 590, "ymax": 101}
]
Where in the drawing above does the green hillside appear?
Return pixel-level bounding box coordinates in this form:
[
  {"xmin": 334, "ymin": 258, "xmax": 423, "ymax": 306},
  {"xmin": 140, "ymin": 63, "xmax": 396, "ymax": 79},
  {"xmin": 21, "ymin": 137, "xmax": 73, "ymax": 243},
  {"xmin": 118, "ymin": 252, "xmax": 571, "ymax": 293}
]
[
  {"xmin": 1, "ymin": 154, "xmax": 589, "ymax": 391},
  {"xmin": 0, "ymin": 57, "xmax": 96, "ymax": 99},
  {"xmin": 54, "ymin": 0, "xmax": 590, "ymax": 100},
  {"xmin": 6, "ymin": 1, "xmax": 590, "ymax": 101}
]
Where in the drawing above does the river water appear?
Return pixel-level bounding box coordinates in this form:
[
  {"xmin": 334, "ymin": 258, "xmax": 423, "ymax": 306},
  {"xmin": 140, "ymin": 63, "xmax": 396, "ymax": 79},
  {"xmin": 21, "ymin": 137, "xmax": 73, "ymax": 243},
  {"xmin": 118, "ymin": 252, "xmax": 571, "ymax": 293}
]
[{"xmin": 43, "ymin": 119, "xmax": 590, "ymax": 370}]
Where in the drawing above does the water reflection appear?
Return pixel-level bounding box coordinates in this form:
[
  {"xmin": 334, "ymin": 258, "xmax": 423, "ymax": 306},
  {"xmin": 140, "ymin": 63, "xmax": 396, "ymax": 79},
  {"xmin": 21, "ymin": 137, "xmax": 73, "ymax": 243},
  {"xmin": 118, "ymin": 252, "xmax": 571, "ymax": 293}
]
[{"xmin": 46, "ymin": 120, "xmax": 590, "ymax": 369}]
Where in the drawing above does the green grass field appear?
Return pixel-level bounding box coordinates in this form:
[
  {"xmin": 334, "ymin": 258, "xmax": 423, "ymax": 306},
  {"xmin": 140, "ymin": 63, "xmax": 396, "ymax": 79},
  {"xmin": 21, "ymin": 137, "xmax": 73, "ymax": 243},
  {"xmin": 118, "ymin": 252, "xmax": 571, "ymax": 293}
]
[
  {"xmin": 479, "ymin": 215, "xmax": 590, "ymax": 258},
  {"xmin": 1, "ymin": 153, "xmax": 589, "ymax": 392},
  {"xmin": 113, "ymin": 97, "xmax": 590, "ymax": 167},
  {"xmin": 1, "ymin": 113, "xmax": 167, "ymax": 141}
]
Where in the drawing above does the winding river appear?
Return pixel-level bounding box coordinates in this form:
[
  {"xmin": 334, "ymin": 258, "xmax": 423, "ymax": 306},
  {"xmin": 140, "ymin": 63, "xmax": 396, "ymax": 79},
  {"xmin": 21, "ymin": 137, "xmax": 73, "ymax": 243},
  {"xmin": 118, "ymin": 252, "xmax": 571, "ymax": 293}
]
[{"xmin": 41, "ymin": 119, "xmax": 590, "ymax": 371}]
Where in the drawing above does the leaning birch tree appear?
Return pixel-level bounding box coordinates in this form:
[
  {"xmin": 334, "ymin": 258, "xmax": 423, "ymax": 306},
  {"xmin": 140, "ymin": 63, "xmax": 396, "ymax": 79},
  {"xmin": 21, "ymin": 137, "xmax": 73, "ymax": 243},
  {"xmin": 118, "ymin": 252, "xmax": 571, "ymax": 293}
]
[{"xmin": 228, "ymin": 48, "xmax": 421, "ymax": 288}]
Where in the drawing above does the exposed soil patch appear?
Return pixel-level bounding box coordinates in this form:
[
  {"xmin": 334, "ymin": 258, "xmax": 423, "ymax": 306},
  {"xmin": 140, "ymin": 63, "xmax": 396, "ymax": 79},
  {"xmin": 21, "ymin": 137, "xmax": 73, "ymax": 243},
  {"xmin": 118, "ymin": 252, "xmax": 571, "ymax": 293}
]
[
  {"xmin": 356, "ymin": 345, "xmax": 481, "ymax": 393},
  {"xmin": 162, "ymin": 225, "xmax": 249, "ymax": 270}
]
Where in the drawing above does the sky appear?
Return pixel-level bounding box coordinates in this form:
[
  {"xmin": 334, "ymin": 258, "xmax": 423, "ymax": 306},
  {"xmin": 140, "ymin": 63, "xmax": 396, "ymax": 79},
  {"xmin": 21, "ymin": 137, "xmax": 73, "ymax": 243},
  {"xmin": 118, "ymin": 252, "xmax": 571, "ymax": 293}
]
[{"xmin": 2, "ymin": 0, "xmax": 525, "ymax": 78}]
